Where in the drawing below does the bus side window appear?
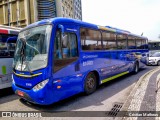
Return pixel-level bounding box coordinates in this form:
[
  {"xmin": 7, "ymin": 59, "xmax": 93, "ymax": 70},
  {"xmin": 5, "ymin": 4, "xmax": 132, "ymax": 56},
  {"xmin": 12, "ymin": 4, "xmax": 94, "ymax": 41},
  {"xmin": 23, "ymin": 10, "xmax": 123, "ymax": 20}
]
[
  {"xmin": 80, "ymin": 28, "xmax": 102, "ymax": 51},
  {"xmin": 54, "ymin": 31, "xmax": 78, "ymax": 59},
  {"xmin": 54, "ymin": 31, "xmax": 62, "ymax": 59},
  {"xmin": 68, "ymin": 33, "xmax": 78, "ymax": 57},
  {"xmin": 141, "ymin": 39, "xmax": 147, "ymax": 49},
  {"xmin": 128, "ymin": 35, "xmax": 136, "ymax": 49},
  {"xmin": 102, "ymin": 32, "xmax": 116, "ymax": 50},
  {"xmin": 62, "ymin": 33, "xmax": 78, "ymax": 58},
  {"xmin": 54, "ymin": 30, "xmax": 78, "ymax": 72},
  {"xmin": 136, "ymin": 38, "xmax": 142, "ymax": 49},
  {"xmin": 117, "ymin": 34, "xmax": 127, "ymax": 49},
  {"xmin": 62, "ymin": 34, "xmax": 69, "ymax": 58}
]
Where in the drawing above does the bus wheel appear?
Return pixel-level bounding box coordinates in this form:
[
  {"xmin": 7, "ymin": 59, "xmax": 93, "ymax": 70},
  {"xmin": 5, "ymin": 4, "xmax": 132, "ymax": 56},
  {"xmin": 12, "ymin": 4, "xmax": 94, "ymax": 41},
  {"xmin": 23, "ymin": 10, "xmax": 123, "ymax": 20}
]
[
  {"xmin": 157, "ymin": 61, "xmax": 160, "ymax": 66},
  {"xmin": 133, "ymin": 62, "xmax": 139, "ymax": 74},
  {"xmin": 84, "ymin": 72, "xmax": 97, "ymax": 95}
]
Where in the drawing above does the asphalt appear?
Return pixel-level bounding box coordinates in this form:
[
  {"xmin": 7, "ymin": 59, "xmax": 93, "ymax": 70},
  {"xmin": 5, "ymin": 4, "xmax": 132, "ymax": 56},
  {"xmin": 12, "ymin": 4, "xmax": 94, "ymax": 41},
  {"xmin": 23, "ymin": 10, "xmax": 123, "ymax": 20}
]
[{"xmin": 116, "ymin": 66, "xmax": 160, "ymax": 120}]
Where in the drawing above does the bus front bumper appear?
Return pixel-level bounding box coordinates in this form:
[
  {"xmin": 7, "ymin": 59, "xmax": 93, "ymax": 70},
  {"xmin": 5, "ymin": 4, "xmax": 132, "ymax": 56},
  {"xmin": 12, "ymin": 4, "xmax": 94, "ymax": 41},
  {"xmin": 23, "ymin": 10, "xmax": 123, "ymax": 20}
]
[{"xmin": 12, "ymin": 82, "xmax": 59, "ymax": 105}]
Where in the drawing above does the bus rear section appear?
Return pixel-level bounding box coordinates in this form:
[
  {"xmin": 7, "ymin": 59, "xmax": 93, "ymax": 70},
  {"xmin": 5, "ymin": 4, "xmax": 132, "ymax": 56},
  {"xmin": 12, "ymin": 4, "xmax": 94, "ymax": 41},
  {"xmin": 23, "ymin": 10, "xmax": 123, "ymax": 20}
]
[
  {"xmin": 0, "ymin": 26, "xmax": 21, "ymax": 89},
  {"xmin": 12, "ymin": 18, "xmax": 148, "ymax": 105}
]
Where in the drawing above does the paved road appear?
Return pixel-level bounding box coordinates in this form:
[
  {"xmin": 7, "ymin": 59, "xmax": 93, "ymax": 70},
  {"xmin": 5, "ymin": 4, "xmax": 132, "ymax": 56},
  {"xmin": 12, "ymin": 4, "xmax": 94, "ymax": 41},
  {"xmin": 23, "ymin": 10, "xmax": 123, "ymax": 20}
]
[{"xmin": 0, "ymin": 66, "xmax": 157, "ymax": 119}]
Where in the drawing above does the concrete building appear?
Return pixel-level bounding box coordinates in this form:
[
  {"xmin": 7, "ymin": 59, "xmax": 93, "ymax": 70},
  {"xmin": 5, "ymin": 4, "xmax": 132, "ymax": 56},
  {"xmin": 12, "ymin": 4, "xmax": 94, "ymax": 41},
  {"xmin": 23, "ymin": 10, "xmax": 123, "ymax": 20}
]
[
  {"xmin": 0, "ymin": 0, "xmax": 37, "ymax": 27},
  {"xmin": 73, "ymin": 0, "xmax": 82, "ymax": 20},
  {"xmin": 56, "ymin": 0, "xmax": 74, "ymax": 18},
  {"xmin": 0, "ymin": 0, "xmax": 82, "ymax": 28},
  {"xmin": 37, "ymin": 0, "xmax": 57, "ymax": 21},
  {"xmin": 56, "ymin": 0, "xmax": 82, "ymax": 20}
]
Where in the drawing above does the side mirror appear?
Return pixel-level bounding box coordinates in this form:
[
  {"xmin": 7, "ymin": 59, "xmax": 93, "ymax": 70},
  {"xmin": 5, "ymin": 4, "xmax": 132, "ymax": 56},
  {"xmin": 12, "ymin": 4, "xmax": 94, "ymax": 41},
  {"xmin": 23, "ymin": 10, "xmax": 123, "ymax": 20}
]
[
  {"xmin": 58, "ymin": 24, "xmax": 68, "ymax": 45},
  {"xmin": 6, "ymin": 36, "xmax": 18, "ymax": 43},
  {"xmin": 58, "ymin": 24, "xmax": 65, "ymax": 37}
]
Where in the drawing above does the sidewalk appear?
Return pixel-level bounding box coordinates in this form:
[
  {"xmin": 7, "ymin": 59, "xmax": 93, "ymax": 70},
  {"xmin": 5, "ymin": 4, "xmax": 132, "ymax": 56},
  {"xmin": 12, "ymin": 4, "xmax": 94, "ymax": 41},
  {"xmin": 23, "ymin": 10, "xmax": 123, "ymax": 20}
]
[{"xmin": 116, "ymin": 66, "xmax": 160, "ymax": 120}]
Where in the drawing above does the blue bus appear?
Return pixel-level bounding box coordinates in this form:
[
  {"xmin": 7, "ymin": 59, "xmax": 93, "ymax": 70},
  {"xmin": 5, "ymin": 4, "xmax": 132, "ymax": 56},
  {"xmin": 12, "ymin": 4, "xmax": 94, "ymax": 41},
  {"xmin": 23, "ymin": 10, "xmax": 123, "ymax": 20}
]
[{"xmin": 12, "ymin": 18, "xmax": 148, "ymax": 105}]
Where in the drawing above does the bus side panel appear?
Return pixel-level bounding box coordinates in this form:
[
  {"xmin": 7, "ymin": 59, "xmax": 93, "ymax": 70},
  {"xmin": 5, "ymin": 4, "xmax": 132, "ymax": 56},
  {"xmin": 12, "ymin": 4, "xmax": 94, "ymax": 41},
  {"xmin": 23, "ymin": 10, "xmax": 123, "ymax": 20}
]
[
  {"xmin": 52, "ymin": 61, "xmax": 84, "ymax": 101},
  {"xmin": 79, "ymin": 49, "xmax": 148, "ymax": 87},
  {"xmin": 126, "ymin": 50, "xmax": 148, "ymax": 70},
  {"xmin": 80, "ymin": 51, "xmax": 131, "ymax": 85}
]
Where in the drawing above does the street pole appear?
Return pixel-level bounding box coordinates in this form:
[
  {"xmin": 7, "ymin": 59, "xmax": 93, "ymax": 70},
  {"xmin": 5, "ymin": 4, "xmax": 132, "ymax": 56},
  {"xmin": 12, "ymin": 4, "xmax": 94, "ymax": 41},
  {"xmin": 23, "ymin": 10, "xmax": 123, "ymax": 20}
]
[
  {"xmin": 7, "ymin": 0, "xmax": 10, "ymax": 26},
  {"xmin": 16, "ymin": 8, "xmax": 20, "ymax": 27}
]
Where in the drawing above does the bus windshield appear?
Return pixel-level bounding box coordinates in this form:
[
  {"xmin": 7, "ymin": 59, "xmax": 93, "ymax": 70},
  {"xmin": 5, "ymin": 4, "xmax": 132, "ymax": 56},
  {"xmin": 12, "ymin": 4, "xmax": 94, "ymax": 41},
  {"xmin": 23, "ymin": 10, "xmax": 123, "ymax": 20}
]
[{"xmin": 13, "ymin": 25, "xmax": 52, "ymax": 72}]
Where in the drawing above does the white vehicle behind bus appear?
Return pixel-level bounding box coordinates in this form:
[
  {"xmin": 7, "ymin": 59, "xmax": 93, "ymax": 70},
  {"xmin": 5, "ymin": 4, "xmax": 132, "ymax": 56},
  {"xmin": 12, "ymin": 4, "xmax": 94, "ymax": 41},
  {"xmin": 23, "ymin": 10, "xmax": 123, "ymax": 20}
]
[{"xmin": 148, "ymin": 52, "xmax": 160, "ymax": 66}]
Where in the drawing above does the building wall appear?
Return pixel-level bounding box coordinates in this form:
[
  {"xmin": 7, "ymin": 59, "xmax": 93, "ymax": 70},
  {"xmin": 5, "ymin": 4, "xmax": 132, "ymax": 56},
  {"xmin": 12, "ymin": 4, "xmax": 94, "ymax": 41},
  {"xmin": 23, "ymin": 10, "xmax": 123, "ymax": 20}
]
[
  {"xmin": 73, "ymin": 0, "xmax": 82, "ymax": 20},
  {"xmin": 0, "ymin": 0, "xmax": 10, "ymax": 26},
  {"xmin": 0, "ymin": 1, "xmax": 5, "ymax": 25},
  {"xmin": 55, "ymin": 0, "xmax": 62, "ymax": 17},
  {"xmin": 37, "ymin": 0, "xmax": 56, "ymax": 21},
  {"xmin": 0, "ymin": 0, "xmax": 82, "ymax": 28},
  {"xmin": 29, "ymin": 0, "xmax": 35, "ymax": 24},
  {"xmin": 0, "ymin": 0, "xmax": 36, "ymax": 28},
  {"xmin": 56, "ymin": 0, "xmax": 74, "ymax": 18}
]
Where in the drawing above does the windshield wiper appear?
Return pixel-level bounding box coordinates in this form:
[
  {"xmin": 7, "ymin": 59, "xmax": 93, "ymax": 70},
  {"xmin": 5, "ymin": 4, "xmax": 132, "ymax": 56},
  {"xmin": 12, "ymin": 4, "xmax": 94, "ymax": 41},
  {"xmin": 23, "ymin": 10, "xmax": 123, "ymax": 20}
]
[
  {"xmin": 20, "ymin": 38, "xmax": 25, "ymax": 71},
  {"xmin": 20, "ymin": 38, "xmax": 33, "ymax": 75}
]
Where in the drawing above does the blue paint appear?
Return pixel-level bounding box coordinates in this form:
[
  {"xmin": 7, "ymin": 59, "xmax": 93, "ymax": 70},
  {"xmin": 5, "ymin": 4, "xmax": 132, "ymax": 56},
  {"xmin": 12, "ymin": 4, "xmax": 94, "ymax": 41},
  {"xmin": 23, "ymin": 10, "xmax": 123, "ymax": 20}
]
[{"xmin": 12, "ymin": 18, "xmax": 149, "ymax": 105}]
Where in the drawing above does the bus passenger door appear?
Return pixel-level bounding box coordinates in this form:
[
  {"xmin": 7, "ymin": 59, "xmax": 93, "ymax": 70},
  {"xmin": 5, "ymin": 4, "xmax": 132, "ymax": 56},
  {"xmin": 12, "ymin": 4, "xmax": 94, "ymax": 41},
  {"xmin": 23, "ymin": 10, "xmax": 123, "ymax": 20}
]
[{"xmin": 52, "ymin": 26, "xmax": 82, "ymax": 97}]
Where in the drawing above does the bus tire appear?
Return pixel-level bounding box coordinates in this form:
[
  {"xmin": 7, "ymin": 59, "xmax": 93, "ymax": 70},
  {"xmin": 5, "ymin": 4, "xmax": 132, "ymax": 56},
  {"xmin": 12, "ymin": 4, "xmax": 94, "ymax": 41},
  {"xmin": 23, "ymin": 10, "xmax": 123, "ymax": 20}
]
[
  {"xmin": 84, "ymin": 72, "xmax": 97, "ymax": 95},
  {"xmin": 133, "ymin": 62, "xmax": 139, "ymax": 74},
  {"xmin": 157, "ymin": 61, "xmax": 160, "ymax": 66}
]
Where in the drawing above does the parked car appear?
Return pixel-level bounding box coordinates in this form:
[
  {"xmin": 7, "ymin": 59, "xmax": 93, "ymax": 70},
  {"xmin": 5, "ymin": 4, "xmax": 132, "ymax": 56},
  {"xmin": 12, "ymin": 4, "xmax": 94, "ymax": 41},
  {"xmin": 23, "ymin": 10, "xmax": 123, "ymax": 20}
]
[{"xmin": 148, "ymin": 52, "xmax": 160, "ymax": 65}]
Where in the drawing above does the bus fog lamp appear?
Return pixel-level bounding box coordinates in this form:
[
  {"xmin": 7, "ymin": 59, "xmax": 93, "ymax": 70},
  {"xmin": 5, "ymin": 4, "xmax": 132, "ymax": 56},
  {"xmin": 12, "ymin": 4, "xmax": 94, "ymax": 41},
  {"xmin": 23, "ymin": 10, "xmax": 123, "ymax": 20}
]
[{"xmin": 33, "ymin": 79, "xmax": 49, "ymax": 91}]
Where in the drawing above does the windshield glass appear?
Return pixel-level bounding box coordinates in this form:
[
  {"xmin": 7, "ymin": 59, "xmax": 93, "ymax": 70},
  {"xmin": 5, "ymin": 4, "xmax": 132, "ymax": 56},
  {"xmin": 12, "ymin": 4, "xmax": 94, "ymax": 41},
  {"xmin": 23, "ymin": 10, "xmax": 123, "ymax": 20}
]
[
  {"xmin": 151, "ymin": 52, "xmax": 160, "ymax": 57},
  {"xmin": 13, "ymin": 25, "xmax": 52, "ymax": 71}
]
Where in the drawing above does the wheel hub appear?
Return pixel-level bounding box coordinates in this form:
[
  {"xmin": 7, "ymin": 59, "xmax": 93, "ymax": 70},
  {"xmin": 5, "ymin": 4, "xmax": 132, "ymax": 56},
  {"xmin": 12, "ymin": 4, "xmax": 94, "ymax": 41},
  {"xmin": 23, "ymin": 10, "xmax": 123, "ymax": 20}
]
[{"xmin": 87, "ymin": 78, "xmax": 94, "ymax": 89}]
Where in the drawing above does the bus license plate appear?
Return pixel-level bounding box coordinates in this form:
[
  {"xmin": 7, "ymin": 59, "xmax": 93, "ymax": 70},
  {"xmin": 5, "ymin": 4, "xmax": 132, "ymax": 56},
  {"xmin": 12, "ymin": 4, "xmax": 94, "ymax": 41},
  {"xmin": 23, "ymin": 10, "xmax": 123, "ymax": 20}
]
[{"xmin": 17, "ymin": 91, "xmax": 24, "ymax": 97}]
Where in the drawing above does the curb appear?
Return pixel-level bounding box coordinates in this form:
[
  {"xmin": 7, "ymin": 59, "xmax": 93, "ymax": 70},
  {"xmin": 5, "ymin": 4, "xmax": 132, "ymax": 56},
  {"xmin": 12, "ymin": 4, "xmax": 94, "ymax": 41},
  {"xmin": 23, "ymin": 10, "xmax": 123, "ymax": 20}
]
[
  {"xmin": 156, "ymin": 73, "xmax": 160, "ymax": 93},
  {"xmin": 115, "ymin": 66, "xmax": 160, "ymax": 120}
]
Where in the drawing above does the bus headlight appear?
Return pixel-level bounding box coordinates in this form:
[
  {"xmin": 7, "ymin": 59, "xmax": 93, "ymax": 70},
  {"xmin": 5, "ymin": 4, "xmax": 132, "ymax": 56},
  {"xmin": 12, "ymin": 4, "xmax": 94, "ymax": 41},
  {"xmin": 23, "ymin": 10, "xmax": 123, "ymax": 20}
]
[{"xmin": 33, "ymin": 79, "xmax": 49, "ymax": 91}]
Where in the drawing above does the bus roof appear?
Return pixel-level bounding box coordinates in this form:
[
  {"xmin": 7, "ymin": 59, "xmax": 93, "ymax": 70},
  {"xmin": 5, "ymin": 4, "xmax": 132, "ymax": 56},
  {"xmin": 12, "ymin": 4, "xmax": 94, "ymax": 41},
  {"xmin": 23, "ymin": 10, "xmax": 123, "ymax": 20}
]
[
  {"xmin": 105, "ymin": 26, "xmax": 130, "ymax": 34},
  {"xmin": 23, "ymin": 17, "xmax": 148, "ymax": 39},
  {"xmin": 129, "ymin": 33, "xmax": 148, "ymax": 39},
  {"xmin": 0, "ymin": 25, "xmax": 21, "ymax": 35},
  {"xmin": 23, "ymin": 17, "xmax": 99, "ymax": 30},
  {"xmin": 148, "ymin": 40, "xmax": 160, "ymax": 43}
]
